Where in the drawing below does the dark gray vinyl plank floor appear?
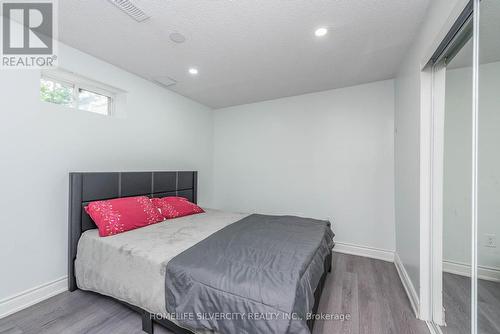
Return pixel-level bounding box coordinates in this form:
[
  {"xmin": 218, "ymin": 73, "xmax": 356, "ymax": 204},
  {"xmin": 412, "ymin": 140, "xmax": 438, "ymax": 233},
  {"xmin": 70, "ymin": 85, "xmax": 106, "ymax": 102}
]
[
  {"xmin": 442, "ymin": 272, "xmax": 500, "ymax": 334},
  {"xmin": 0, "ymin": 254, "xmax": 429, "ymax": 334}
]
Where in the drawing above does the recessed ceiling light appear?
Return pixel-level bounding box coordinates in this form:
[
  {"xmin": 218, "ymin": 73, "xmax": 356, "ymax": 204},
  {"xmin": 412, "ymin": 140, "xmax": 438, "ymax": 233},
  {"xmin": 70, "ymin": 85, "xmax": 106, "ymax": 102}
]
[
  {"xmin": 169, "ymin": 32, "xmax": 186, "ymax": 44},
  {"xmin": 315, "ymin": 27, "xmax": 328, "ymax": 37},
  {"xmin": 188, "ymin": 68, "xmax": 198, "ymax": 75}
]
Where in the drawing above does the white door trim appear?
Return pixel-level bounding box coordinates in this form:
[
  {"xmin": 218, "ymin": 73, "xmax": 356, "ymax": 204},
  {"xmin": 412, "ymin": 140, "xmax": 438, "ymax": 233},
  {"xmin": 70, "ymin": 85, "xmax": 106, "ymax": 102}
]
[
  {"xmin": 419, "ymin": 62, "xmax": 446, "ymax": 325},
  {"xmin": 430, "ymin": 62, "xmax": 446, "ymax": 326},
  {"xmin": 419, "ymin": 65, "xmax": 433, "ymax": 322}
]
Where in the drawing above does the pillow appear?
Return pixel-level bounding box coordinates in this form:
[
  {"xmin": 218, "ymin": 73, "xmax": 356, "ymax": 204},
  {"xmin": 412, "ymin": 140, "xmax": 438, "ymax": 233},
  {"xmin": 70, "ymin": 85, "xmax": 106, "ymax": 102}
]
[
  {"xmin": 151, "ymin": 196, "xmax": 204, "ymax": 219},
  {"xmin": 85, "ymin": 196, "xmax": 164, "ymax": 237}
]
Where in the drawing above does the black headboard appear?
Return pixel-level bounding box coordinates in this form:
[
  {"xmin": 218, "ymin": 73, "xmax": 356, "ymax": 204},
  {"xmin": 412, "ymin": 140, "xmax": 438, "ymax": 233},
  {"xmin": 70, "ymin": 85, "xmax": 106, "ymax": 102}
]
[{"xmin": 68, "ymin": 171, "xmax": 198, "ymax": 291}]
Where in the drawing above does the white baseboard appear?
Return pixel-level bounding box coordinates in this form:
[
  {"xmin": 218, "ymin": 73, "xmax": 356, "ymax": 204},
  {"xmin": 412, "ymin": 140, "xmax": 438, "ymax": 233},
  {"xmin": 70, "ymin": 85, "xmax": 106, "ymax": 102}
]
[
  {"xmin": 0, "ymin": 276, "xmax": 68, "ymax": 319},
  {"xmin": 443, "ymin": 260, "xmax": 500, "ymax": 283},
  {"xmin": 333, "ymin": 241, "xmax": 395, "ymax": 262},
  {"xmin": 394, "ymin": 253, "xmax": 420, "ymax": 318}
]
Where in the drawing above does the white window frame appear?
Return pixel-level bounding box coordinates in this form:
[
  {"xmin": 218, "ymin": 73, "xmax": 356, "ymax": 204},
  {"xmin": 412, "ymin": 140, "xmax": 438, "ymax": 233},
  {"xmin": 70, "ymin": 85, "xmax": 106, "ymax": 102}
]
[
  {"xmin": 41, "ymin": 69, "xmax": 120, "ymax": 116},
  {"xmin": 75, "ymin": 85, "xmax": 114, "ymax": 116}
]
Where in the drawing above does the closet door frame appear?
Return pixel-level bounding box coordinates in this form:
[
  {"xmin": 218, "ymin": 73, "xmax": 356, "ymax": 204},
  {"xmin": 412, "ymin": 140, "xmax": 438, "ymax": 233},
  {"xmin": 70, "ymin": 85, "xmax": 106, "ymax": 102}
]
[
  {"xmin": 470, "ymin": 1, "xmax": 479, "ymax": 332},
  {"xmin": 419, "ymin": 0, "xmax": 479, "ymax": 332}
]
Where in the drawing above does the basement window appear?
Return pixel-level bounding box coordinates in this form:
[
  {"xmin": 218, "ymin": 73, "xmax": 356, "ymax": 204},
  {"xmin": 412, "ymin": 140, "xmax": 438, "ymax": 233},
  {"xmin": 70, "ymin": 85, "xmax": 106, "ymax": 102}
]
[
  {"xmin": 40, "ymin": 77, "xmax": 74, "ymax": 107},
  {"xmin": 77, "ymin": 88, "xmax": 111, "ymax": 116},
  {"xmin": 40, "ymin": 70, "xmax": 120, "ymax": 116}
]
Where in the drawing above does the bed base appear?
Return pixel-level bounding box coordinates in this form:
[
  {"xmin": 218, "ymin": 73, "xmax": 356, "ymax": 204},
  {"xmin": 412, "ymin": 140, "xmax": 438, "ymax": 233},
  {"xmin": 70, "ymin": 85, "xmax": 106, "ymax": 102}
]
[
  {"xmin": 70, "ymin": 250, "xmax": 332, "ymax": 334},
  {"xmin": 68, "ymin": 171, "xmax": 333, "ymax": 334},
  {"xmin": 139, "ymin": 251, "xmax": 333, "ymax": 334}
]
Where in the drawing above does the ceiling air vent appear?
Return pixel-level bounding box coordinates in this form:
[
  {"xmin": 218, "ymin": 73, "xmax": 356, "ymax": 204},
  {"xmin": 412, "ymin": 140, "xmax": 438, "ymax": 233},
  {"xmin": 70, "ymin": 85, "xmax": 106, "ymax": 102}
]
[
  {"xmin": 108, "ymin": 0, "xmax": 151, "ymax": 22},
  {"xmin": 152, "ymin": 76, "xmax": 177, "ymax": 88}
]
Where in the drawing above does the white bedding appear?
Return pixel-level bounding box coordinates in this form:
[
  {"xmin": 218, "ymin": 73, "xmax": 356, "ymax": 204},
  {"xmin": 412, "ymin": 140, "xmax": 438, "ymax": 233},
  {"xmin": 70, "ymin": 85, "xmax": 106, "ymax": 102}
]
[{"xmin": 75, "ymin": 209, "xmax": 249, "ymax": 315}]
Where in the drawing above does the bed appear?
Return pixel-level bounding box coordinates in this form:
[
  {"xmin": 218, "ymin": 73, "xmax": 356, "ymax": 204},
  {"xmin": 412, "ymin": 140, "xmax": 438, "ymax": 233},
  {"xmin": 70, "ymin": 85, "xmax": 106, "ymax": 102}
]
[{"xmin": 68, "ymin": 171, "xmax": 334, "ymax": 334}]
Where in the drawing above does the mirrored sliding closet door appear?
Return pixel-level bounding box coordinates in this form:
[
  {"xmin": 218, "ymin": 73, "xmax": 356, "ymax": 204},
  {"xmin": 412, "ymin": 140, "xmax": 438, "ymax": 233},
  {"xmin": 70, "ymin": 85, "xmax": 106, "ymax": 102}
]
[
  {"xmin": 477, "ymin": 1, "xmax": 500, "ymax": 333},
  {"xmin": 441, "ymin": 11, "xmax": 473, "ymax": 334},
  {"xmin": 438, "ymin": 1, "xmax": 500, "ymax": 333}
]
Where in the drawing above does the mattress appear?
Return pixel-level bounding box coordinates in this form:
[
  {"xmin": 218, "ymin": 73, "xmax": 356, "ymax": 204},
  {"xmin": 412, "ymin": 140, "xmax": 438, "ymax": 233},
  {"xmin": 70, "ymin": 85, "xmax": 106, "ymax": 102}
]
[
  {"xmin": 164, "ymin": 214, "xmax": 334, "ymax": 334},
  {"xmin": 75, "ymin": 209, "xmax": 249, "ymax": 316}
]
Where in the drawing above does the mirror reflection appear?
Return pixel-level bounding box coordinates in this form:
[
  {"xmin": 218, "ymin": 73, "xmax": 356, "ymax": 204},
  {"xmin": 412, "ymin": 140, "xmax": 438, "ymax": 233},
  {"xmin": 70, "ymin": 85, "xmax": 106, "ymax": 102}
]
[
  {"xmin": 442, "ymin": 32, "xmax": 473, "ymax": 334},
  {"xmin": 478, "ymin": 1, "xmax": 500, "ymax": 333}
]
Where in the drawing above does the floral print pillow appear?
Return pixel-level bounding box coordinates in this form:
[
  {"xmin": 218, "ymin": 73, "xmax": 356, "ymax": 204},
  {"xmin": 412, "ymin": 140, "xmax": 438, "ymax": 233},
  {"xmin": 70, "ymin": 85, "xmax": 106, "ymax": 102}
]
[
  {"xmin": 85, "ymin": 196, "xmax": 164, "ymax": 237},
  {"xmin": 151, "ymin": 196, "xmax": 204, "ymax": 220}
]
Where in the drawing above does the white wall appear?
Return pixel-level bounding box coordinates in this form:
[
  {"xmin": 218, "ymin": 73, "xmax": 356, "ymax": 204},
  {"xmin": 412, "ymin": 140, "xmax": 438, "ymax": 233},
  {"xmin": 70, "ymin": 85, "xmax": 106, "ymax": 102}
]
[
  {"xmin": 394, "ymin": 0, "xmax": 465, "ymax": 298},
  {"xmin": 212, "ymin": 80, "xmax": 396, "ymax": 252},
  {"xmin": 443, "ymin": 62, "xmax": 500, "ymax": 270},
  {"xmin": 0, "ymin": 43, "xmax": 214, "ymax": 302}
]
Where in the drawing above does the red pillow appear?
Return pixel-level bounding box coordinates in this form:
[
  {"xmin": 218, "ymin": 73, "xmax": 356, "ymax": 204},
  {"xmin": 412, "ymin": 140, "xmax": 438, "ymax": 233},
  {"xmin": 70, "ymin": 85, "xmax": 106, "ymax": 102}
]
[
  {"xmin": 85, "ymin": 196, "xmax": 164, "ymax": 237},
  {"xmin": 151, "ymin": 196, "xmax": 204, "ymax": 219}
]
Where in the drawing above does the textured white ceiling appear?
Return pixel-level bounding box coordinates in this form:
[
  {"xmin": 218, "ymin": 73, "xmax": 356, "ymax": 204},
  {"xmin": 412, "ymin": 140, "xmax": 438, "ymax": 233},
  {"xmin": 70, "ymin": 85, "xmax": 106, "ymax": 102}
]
[{"xmin": 59, "ymin": 0, "xmax": 431, "ymax": 108}]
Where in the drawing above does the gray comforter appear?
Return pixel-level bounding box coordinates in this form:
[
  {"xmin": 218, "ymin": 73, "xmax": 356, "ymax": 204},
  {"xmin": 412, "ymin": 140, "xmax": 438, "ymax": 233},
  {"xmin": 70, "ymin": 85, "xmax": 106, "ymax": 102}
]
[{"xmin": 165, "ymin": 214, "xmax": 335, "ymax": 334}]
